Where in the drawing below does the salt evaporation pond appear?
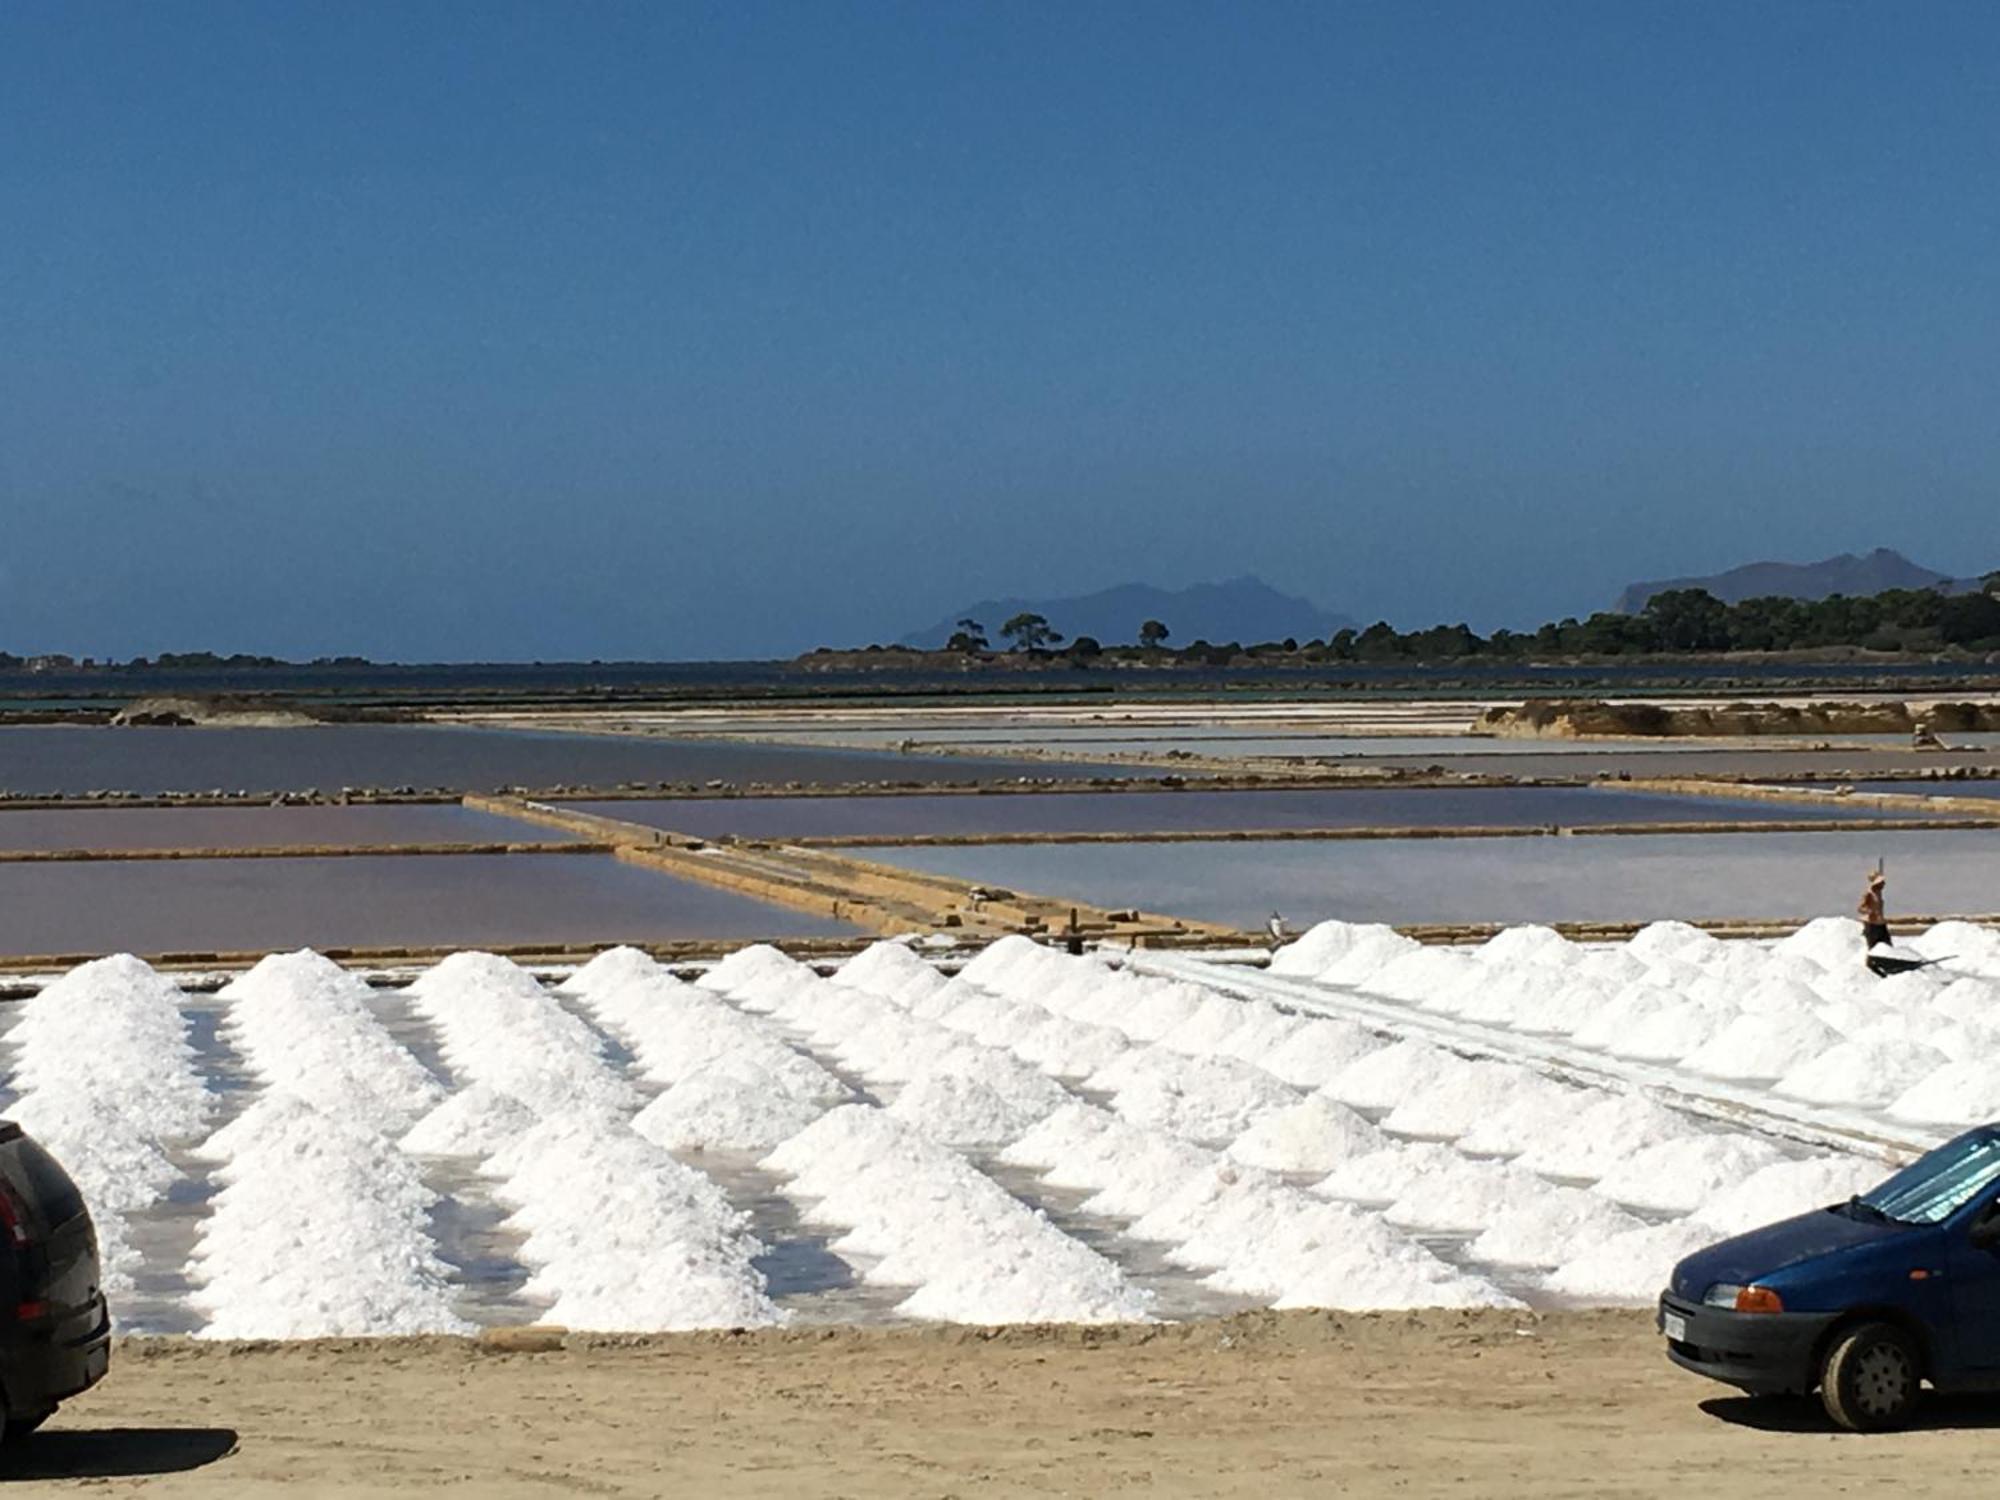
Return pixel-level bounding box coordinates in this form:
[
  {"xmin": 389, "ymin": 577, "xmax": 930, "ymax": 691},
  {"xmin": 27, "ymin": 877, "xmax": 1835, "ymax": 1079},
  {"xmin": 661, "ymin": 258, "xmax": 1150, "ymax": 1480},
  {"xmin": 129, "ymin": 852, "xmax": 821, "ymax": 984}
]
[
  {"xmin": 1848, "ymin": 779, "xmax": 2000, "ymax": 800},
  {"xmin": 842, "ymin": 828, "xmax": 2000, "ymax": 928},
  {"xmin": 0, "ymin": 855, "xmax": 860, "ymax": 956},
  {"xmin": 0, "ymin": 802, "xmax": 579, "ymax": 852},
  {"xmin": 4, "ymin": 918, "xmax": 1943, "ymax": 1339},
  {"xmin": 571, "ymin": 785, "xmax": 1878, "ymax": 842},
  {"xmin": 0, "ymin": 725, "xmax": 1124, "ymax": 797}
]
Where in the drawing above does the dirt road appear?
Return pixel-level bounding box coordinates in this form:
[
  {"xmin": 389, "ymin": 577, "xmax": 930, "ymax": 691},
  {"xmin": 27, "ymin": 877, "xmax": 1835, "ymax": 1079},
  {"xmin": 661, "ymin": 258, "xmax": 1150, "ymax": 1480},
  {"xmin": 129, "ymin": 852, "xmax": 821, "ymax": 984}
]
[{"xmin": 5, "ymin": 1309, "xmax": 1996, "ymax": 1497}]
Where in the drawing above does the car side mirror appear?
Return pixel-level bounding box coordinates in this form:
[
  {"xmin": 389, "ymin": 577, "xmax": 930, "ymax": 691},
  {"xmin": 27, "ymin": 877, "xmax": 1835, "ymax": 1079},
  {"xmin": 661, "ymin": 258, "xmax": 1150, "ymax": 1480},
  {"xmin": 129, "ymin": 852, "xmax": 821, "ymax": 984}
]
[{"xmin": 1969, "ymin": 1210, "xmax": 2000, "ymax": 1252}]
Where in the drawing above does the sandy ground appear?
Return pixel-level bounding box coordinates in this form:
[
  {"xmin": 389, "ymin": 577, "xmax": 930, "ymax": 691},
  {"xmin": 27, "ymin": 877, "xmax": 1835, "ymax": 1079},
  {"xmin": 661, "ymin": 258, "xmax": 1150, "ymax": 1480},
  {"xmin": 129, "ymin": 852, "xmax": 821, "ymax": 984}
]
[{"xmin": 6, "ymin": 1310, "xmax": 2000, "ymax": 1497}]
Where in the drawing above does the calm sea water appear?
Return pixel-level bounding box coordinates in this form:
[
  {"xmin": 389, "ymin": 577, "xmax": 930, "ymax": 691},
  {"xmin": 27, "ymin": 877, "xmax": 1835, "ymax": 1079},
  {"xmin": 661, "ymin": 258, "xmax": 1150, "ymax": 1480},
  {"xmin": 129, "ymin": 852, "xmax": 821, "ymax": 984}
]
[
  {"xmin": 0, "ymin": 852, "xmax": 860, "ymax": 957},
  {"xmin": 572, "ymin": 786, "xmax": 1880, "ymax": 841},
  {"xmin": 842, "ymin": 828, "xmax": 2000, "ymax": 928},
  {"xmin": 11, "ymin": 657, "xmax": 2000, "ymax": 709},
  {"xmin": 0, "ymin": 724, "xmax": 1119, "ymax": 797}
]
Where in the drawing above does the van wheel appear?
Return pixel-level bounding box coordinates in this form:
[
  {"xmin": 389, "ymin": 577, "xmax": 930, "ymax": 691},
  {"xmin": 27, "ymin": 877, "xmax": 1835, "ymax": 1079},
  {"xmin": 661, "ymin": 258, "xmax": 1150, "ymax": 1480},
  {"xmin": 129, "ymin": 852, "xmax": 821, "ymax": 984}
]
[{"xmin": 1821, "ymin": 1322, "xmax": 1921, "ymax": 1432}]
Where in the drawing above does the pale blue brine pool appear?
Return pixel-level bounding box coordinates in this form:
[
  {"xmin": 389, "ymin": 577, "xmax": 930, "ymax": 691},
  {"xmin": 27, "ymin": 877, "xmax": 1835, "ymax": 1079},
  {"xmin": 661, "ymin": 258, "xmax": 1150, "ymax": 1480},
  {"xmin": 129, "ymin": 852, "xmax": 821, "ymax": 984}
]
[{"xmin": 838, "ymin": 829, "xmax": 2000, "ymax": 929}]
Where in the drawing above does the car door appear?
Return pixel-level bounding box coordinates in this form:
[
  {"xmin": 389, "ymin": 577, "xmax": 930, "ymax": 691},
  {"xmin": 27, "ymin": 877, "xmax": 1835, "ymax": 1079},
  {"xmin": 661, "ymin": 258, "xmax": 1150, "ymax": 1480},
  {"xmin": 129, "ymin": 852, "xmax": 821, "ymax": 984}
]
[{"xmin": 1944, "ymin": 1192, "xmax": 2000, "ymax": 1375}]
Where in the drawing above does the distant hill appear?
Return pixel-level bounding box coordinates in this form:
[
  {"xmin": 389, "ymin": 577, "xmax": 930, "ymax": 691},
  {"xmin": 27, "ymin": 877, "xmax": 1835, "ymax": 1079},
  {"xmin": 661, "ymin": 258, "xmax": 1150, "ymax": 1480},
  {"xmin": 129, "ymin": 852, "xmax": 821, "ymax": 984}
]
[
  {"xmin": 1615, "ymin": 549, "xmax": 1987, "ymax": 614},
  {"xmin": 900, "ymin": 576, "xmax": 1354, "ymax": 649}
]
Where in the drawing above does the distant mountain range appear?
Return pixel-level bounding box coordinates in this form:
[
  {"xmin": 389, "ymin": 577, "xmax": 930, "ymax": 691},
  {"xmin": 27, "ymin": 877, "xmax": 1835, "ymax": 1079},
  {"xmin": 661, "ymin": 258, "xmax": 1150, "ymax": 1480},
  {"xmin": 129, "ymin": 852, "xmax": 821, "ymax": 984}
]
[
  {"xmin": 1615, "ymin": 548, "xmax": 1989, "ymax": 614},
  {"xmin": 900, "ymin": 576, "xmax": 1354, "ymax": 649}
]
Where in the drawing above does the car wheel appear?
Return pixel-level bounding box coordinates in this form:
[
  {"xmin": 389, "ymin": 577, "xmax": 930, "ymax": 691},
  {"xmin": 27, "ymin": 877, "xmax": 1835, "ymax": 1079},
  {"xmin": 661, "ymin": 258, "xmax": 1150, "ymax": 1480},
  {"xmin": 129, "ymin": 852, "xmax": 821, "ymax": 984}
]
[
  {"xmin": 2, "ymin": 1412, "xmax": 50, "ymax": 1443},
  {"xmin": 1820, "ymin": 1321, "xmax": 1922, "ymax": 1433}
]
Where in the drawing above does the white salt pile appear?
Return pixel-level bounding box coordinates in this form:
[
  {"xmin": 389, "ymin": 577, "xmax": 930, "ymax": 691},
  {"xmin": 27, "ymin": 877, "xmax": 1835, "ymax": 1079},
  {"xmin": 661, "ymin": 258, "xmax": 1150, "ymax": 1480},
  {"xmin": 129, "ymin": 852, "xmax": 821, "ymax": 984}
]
[
  {"xmin": 1032, "ymin": 1111, "xmax": 1218, "ymax": 1219},
  {"xmin": 1773, "ymin": 916, "xmax": 1865, "ymax": 971},
  {"xmin": 1366, "ymin": 946, "xmax": 1479, "ymax": 1008},
  {"xmin": 1888, "ymin": 1060, "xmax": 2000, "ymax": 1129},
  {"xmin": 1602, "ymin": 996, "xmax": 1735, "ymax": 1064},
  {"xmin": 1467, "ymin": 1187, "xmax": 1645, "ymax": 1267},
  {"xmin": 697, "ymin": 943, "xmax": 816, "ymax": 1009},
  {"xmin": 1380, "ymin": 1060, "xmax": 1567, "ymax": 1140},
  {"xmin": 834, "ymin": 940, "xmax": 949, "ymax": 1009},
  {"xmin": 1268, "ymin": 921, "xmax": 1366, "ymax": 978},
  {"xmin": 1321, "ymin": 1038, "xmax": 1457, "ymax": 1111},
  {"xmin": 1155, "ymin": 994, "xmax": 1256, "ymax": 1056},
  {"xmin": 632, "ymin": 1074, "xmax": 828, "ymax": 1153},
  {"xmin": 488, "ymin": 1112, "xmax": 783, "ymax": 1330},
  {"xmin": 1570, "ymin": 983, "xmax": 1683, "ymax": 1052},
  {"xmin": 1590, "ymin": 1133, "xmax": 1787, "ymax": 1214},
  {"xmin": 406, "ymin": 952, "xmax": 640, "ymax": 1119},
  {"xmin": 1693, "ymin": 1155, "xmax": 1885, "ymax": 1236},
  {"xmin": 1627, "ymin": 920, "xmax": 1723, "ymax": 965},
  {"xmin": 6, "ymin": 954, "xmax": 212, "ymax": 1300},
  {"xmin": 560, "ymin": 944, "xmax": 669, "ymax": 1001},
  {"xmin": 1475, "ymin": 924, "xmax": 1579, "ymax": 968},
  {"xmin": 998, "ymin": 1102, "xmax": 1120, "ymax": 1173},
  {"xmin": 1383, "ymin": 1157, "xmax": 1555, "ymax": 1233},
  {"xmin": 575, "ymin": 966, "xmax": 847, "ymax": 1105},
  {"xmin": 1451, "ymin": 963, "xmax": 1579, "ymax": 1029},
  {"xmin": 217, "ymin": 950, "xmax": 444, "ymax": 1133},
  {"xmin": 1774, "ymin": 1040, "xmax": 1950, "ymax": 1110},
  {"xmin": 1319, "ymin": 927, "xmax": 1422, "ymax": 987},
  {"xmin": 187, "ymin": 1093, "xmax": 469, "ymax": 1338},
  {"xmin": 1244, "ymin": 1017, "xmax": 1385, "ymax": 1089},
  {"xmin": 1228, "ymin": 1096, "xmax": 1386, "ymax": 1173},
  {"xmin": 1107, "ymin": 1054, "xmax": 1298, "ymax": 1144},
  {"xmin": 402, "ymin": 1084, "xmax": 539, "ymax": 1158},
  {"xmin": 1314, "ymin": 1141, "xmax": 1465, "ymax": 1205},
  {"xmin": 1010, "ymin": 1015, "xmax": 1131, "ymax": 1079},
  {"xmin": 1545, "ymin": 1220, "xmax": 1722, "ymax": 1301},
  {"xmin": 1074, "ymin": 1132, "xmax": 1219, "ymax": 1220},
  {"xmin": 1194, "ymin": 1190, "xmax": 1516, "ymax": 1311},
  {"xmin": 1454, "ymin": 1081, "xmax": 1595, "ymax": 1158},
  {"xmin": 765, "ymin": 1108, "xmax": 1151, "ymax": 1324},
  {"xmin": 1680, "ymin": 1007, "xmax": 1844, "ymax": 1082},
  {"xmin": 1514, "ymin": 1093, "xmax": 1700, "ymax": 1182},
  {"xmin": 886, "ymin": 1071, "xmax": 1044, "ymax": 1148}
]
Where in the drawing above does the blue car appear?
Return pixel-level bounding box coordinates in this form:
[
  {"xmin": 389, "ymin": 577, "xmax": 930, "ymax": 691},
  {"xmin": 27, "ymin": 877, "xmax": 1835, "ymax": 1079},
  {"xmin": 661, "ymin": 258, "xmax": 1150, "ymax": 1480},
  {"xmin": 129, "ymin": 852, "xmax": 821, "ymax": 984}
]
[{"xmin": 1660, "ymin": 1125, "xmax": 2000, "ymax": 1431}]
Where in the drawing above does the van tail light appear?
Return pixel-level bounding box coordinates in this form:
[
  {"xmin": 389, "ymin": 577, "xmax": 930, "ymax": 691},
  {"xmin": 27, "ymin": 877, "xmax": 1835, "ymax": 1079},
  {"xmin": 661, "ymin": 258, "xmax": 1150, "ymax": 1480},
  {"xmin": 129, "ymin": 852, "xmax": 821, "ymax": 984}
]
[
  {"xmin": 0, "ymin": 1181, "xmax": 33, "ymax": 1248},
  {"xmin": 13, "ymin": 1301, "xmax": 47, "ymax": 1322},
  {"xmin": 1734, "ymin": 1286, "xmax": 1785, "ymax": 1315}
]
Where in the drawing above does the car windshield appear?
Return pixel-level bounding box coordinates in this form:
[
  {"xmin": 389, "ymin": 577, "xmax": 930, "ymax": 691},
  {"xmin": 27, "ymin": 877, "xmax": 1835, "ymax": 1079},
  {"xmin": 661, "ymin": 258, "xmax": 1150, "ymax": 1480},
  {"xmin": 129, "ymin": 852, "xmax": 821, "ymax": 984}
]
[{"xmin": 1857, "ymin": 1130, "xmax": 2000, "ymax": 1226}]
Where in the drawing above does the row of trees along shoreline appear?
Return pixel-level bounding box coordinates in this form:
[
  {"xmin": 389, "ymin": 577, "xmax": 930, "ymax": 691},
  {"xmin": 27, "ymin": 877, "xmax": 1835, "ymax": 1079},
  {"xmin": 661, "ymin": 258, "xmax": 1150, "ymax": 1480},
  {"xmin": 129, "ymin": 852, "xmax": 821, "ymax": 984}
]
[{"xmin": 844, "ymin": 580, "xmax": 2000, "ymax": 664}]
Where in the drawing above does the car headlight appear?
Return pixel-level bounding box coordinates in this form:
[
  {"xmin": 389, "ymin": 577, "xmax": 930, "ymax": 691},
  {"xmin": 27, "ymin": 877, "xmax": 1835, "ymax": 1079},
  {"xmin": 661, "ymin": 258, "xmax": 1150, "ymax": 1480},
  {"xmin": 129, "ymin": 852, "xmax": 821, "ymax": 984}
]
[{"xmin": 1704, "ymin": 1283, "xmax": 1784, "ymax": 1313}]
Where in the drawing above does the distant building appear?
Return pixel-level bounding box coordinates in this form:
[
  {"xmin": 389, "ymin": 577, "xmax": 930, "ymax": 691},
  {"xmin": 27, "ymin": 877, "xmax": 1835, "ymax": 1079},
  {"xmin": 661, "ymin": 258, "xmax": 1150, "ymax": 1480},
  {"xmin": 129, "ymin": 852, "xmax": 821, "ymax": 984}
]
[{"xmin": 25, "ymin": 654, "xmax": 76, "ymax": 673}]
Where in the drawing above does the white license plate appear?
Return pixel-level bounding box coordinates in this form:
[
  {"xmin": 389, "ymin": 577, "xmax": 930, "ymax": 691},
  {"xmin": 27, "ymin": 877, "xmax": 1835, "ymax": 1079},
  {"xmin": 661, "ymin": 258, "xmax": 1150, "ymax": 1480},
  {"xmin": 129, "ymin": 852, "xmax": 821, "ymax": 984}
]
[{"xmin": 1663, "ymin": 1311, "xmax": 1688, "ymax": 1341}]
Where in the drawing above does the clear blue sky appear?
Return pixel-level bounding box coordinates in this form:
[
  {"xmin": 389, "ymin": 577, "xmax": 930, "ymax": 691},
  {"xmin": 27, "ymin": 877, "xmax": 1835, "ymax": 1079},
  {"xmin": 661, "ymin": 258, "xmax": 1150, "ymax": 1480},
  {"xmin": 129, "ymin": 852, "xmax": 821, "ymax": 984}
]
[{"xmin": 3, "ymin": 1, "xmax": 1997, "ymax": 660}]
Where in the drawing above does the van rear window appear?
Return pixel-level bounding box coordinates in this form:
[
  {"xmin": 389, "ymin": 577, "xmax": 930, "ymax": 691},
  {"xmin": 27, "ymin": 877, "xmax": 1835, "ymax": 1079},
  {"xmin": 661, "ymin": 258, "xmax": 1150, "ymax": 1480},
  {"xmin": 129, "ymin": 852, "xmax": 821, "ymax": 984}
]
[{"xmin": 2, "ymin": 1139, "xmax": 86, "ymax": 1228}]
